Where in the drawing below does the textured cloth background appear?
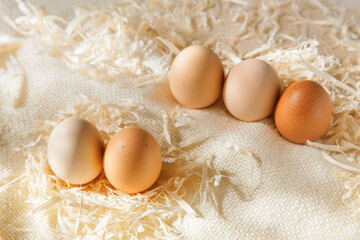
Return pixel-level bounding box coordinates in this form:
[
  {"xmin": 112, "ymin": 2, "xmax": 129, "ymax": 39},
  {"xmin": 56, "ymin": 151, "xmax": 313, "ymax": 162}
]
[{"xmin": 1, "ymin": 0, "xmax": 360, "ymax": 239}]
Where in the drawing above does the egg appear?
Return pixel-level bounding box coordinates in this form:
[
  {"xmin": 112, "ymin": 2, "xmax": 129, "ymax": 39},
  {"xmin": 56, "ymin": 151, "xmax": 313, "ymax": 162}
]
[
  {"xmin": 103, "ymin": 127, "xmax": 162, "ymax": 193},
  {"xmin": 47, "ymin": 118, "xmax": 104, "ymax": 185},
  {"xmin": 223, "ymin": 59, "xmax": 280, "ymax": 121},
  {"xmin": 274, "ymin": 80, "xmax": 332, "ymax": 144},
  {"xmin": 169, "ymin": 45, "xmax": 224, "ymax": 109}
]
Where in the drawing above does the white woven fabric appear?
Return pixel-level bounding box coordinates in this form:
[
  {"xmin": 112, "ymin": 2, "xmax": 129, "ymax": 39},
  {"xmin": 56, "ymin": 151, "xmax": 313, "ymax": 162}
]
[{"xmin": 1, "ymin": 0, "xmax": 360, "ymax": 239}]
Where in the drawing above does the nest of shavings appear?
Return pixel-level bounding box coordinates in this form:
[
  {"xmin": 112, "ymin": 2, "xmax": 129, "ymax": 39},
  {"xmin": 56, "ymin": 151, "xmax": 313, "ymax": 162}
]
[{"xmin": 19, "ymin": 95, "xmax": 223, "ymax": 239}]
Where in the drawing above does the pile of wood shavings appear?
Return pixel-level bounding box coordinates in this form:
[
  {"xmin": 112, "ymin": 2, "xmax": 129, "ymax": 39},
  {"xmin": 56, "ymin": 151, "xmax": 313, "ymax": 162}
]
[
  {"xmin": 5, "ymin": 0, "xmax": 172, "ymax": 83},
  {"xmin": 4, "ymin": 0, "xmax": 360, "ymax": 230},
  {"xmin": 20, "ymin": 95, "xmax": 223, "ymax": 239},
  {"xmin": 7, "ymin": 0, "xmax": 360, "ymax": 80}
]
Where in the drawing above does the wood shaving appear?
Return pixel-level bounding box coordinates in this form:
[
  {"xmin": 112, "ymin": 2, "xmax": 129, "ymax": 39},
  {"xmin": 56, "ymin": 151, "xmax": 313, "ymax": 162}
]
[{"xmin": 0, "ymin": 55, "xmax": 26, "ymax": 108}]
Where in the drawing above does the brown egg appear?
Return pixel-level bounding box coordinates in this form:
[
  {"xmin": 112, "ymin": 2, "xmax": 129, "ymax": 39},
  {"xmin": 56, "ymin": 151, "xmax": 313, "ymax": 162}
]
[
  {"xmin": 103, "ymin": 127, "xmax": 162, "ymax": 193},
  {"xmin": 274, "ymin": 80, "xmax": 332, "ymax": 144},
  {"xmin": 169, "ymin": 45, "xmax": 224, "ymax": 109},
  {"xmin": 223, "ymin": 59, "xmax": 280, "ymax": 121}
]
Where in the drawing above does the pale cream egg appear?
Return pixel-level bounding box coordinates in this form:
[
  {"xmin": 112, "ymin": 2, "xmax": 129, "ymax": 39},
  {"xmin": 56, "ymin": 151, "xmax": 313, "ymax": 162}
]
[{"xmin": 47, "ymin": 118, "xmax": 104, "ymax": 185}]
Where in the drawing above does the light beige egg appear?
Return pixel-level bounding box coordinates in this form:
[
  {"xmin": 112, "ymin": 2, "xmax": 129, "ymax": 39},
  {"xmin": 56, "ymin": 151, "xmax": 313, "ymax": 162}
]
[
  {"xmin": 47, "ymin": 118, "xmax": 104, "ymax": 185},
  {"xmin": 223, "ymin": 59, "xmax": 280, "ymax": 121},
  {"xmin": 103, "ymin": 127, "xmax": 162, "ymax": 194},
  {"xmin": 169, "ymin": 45, "xmax": 224, "ymax": 109}
]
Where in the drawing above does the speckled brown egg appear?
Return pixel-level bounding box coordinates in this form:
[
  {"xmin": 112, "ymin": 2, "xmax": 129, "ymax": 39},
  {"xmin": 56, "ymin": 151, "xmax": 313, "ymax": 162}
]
[
  {"xmin": 103, "ymin": 127, "xmax": 162, "ymax": 193},
  {"xmin": 274, "ymin": 80, "xmax": 332, "ymax": 144},
  {"xmin": 169, "ymin": 45, "xmax": 224, "ymax": 109}
]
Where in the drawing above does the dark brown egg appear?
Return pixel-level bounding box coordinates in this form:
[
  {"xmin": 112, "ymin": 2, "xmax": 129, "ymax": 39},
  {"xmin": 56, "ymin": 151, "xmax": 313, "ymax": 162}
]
[{"xmin": 274, "ymin": 80, "xmax": 332, "ymax": 144}]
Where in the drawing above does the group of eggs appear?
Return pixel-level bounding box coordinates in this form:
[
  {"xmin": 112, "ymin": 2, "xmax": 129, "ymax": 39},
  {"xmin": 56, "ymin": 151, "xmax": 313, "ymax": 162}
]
[
  {"xmin": 47, "ymin": 120, "xmax": 162, "ymax": 193},
  {"xmin": 46, "ymin": 45, "xmax": 332, "ymax": 194},
  {"xmin": 169, "ymin": 45, "xmax": 332, "ymax": 144}
]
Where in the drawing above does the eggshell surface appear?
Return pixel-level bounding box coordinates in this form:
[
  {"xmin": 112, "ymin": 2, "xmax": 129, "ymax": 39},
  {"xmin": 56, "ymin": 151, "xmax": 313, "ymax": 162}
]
[
  {"xmin": 104, "ymin": 127, "xmax": 162, "ymax": 193},
  {"xmin": 274, "ymin": 80, "xmax": 332, "ymax": 144},
  {"xmin": 47, "ymin": 118, "xmax": 104, "ymax": 185},
  {"xmin": 169, "ymin": 45, "xmax": 224, "ymax": 109},
  {"xmin": 223, "ymin": 59, "xmax": 280, "ymax": 122}
]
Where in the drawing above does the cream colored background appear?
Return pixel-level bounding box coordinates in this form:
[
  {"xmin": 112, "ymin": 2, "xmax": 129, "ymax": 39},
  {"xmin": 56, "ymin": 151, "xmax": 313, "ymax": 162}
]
[{"xmin": 0, "ymin": 0, "xmax": 360, "ymax": 239}]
